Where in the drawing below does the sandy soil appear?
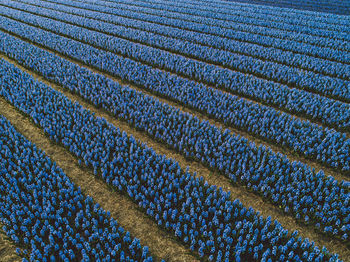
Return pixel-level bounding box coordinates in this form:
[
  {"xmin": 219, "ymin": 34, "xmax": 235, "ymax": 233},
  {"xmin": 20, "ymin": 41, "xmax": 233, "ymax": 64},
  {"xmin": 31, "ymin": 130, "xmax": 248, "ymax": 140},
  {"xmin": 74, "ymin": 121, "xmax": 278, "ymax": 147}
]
[
  {"xmin": 0, "ymin": 225, "xmax": 21, "ymax": 262},
  {"xmin": 0, "ymin": 56, "xmax": 349, "ymax": 260},
  {"xmin": 0, "ymin": 33, "xmax": 349, "ymax": 261},
  {"xmin": 0, "ymin": 98, "xmax": 198, "ymax": 262}
]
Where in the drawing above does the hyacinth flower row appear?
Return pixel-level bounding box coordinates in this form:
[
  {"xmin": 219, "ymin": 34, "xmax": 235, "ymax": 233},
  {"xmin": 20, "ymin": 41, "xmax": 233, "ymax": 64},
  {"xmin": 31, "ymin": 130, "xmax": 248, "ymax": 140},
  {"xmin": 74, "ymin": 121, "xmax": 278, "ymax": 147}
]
[
  {"xmin": 0, "ymin": 58, "xmax": 341, "ymax": 261},
  {"xmin": 0, "ymin": 116, "xmax": 154, "ymax": 261},
  {"xmin": 54, "ymin": 0, "xmax": 350, "ymax": 46},
  {"xmin": 116, "ymin": 0, "xmax": 350, "ymax": 31},
  {"xmin": 23, "ymin": 0, "xmax": 350, "ymax": 81},
  {"xmin": 31, "ymin": 0, "xmax": 350, "ymax": 54},
  {"xmin": 137, "ymin": 0, "xmax": 350, "ymax": 23},
  {"xmin": 18, "ymin": 0, "xmax": 350, "ymax": 97},
  {"xmin": 67, "ymin": 0, "xmax": 350, "ymax": 57},
  {"xmin": 100, "ymin": 0, "xmax": 350, "ymax": 40},
  {"xmin": 2, "ymin": 31, "xmax": 349, "ymax": 241},
  {"xmin": 3, "ymin": 4, "xmax": 350, "ymax": 132},
  {"xmin": 2, "ymin": 18, "xmax": 350, "ymax": 173},
  {"xmin": 139, "ymin": 0, "xmax": 350, "ymax": 28},
  {"xmin": 222, "ymin": 0, "xmax": 350, "ymax": 15},
  {"xmin": 11, "ymin": 0, "xmax": 350, "ymax": 95}
]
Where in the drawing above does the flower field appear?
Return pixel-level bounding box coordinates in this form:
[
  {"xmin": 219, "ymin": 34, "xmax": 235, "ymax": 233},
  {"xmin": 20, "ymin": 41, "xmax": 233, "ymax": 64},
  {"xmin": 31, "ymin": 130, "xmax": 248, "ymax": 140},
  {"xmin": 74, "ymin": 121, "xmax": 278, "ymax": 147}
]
[{"xmin": 0, "ymin": 0, "xmax": 349, "ymax": 261}]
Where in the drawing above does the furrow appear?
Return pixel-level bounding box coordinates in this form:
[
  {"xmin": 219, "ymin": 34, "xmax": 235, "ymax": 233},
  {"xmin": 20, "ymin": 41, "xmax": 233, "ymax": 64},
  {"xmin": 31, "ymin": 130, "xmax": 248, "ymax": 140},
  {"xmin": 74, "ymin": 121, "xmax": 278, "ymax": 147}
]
[
  {"xmin": 0, "ymin": 223, "xmax": 21, "ymax": 262},
  {"xmin": 1, "ymin": 56, "xmax": 349, "ymax": 259},
  {"xmin": 0, "ymin": 98, "xmax": 198, "ymax": 262},
  {"xmin": 1, "ymin": 27, "xmax": 348, "ymax": 182}
]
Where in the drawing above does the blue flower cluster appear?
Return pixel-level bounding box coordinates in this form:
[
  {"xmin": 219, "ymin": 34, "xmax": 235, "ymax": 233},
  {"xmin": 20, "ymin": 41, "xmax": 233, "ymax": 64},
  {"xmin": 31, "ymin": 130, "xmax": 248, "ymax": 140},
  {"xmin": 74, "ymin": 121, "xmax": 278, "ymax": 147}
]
[
  {"xmin": 222, "ymin": 0, "xmax": 350, "ymax": 15},
  {"xmin": 96, "ymin": 0, "xmax": 350, "ymax": 41},
  {"xmin": 29, "ymin": 0, "xmax": 350, "ymax": 53},
  {"xmin": 1, "ymin": 17, "xmax": 350, "ymax": 173},
  {"xmin": 0, "ymin": 58, "xmax": 341, "ymax": 261},
  {"xmin": 3, "ymin": 3, "xmax": 350, "ymax": 131},
  {"xmin": 1, "ymin": 32, "xmax": 350, "ymax": 242},
  {"xmin": 41, "ymin": 0, "xmax": 350, "ymax": 49},
  {"xmin": 126, "ymin": 0, "xmax": 350, "ymax": 24},
  {"xmin": 0, "ymin": 116, "xmax": 153, "ymax": 261},
  {"xmin": 18, "ymin": 0, "xmax": 350, "ymax": 83}
]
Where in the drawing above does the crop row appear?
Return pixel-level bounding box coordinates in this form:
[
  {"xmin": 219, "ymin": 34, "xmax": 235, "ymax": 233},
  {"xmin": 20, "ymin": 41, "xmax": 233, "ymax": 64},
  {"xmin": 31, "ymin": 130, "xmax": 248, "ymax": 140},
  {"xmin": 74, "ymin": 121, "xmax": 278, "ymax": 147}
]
[
  {"xmin": 77, "ymin": 0, "xmax": 350, "ymax": 46},
  {"xmin": 2, "ymin": 15, "xmax": 350, "ymax": 173},
  {"xmin": 69, "ymin": 0, "xmax": 350, "ymax": 44},
  {"xmin": 135, "ymin": 0, "xmax": 350, "ymax": 25},
  {"xmin": 28, "ymin": 0, "xmax": 350, "ymax": 72},
  {"xmin": 5, "ymin": 1, "xmax": 350, "ymax": 103},
  {"xmin": 0, "ymin": 57, "xmax": 341, "ymax": 261},
  {"xmin": 223, "ymin": 0, "xmax": 350, "ymax": 15},
  {"xmin": 1, "ymin": 30, "xmax": 349, "ymax": 241},
  {"xmin": 156, "ymin": 0, "xmax": 350, "ymax": 26},
  {"xmin": 54, "ymin": 0, "xmax": 350, "ymax": 53},
  {"xmin": 0, "ymin": 115, "xmax": 153, "ymax": 261},
  {"xmin": 2, "ymin": 5, "xmax": 349, "ymax": 132},
  {"xmin": 19, "ymin": 0, "xmax": 350, "ymax": 93},
  {"xmin": 100, "ymin": 0, "xmax": 350, "ymax": 34}
]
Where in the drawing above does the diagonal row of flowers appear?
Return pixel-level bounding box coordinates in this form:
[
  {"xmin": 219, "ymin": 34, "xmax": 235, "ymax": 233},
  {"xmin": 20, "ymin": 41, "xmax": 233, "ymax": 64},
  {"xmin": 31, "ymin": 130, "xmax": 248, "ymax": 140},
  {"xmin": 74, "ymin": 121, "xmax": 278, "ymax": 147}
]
[
  {"xmin": 0, "ymin": 15, "xmax": 349, "ymax": 173},
  {"xmin": 0, "ymin": 115, "xmax": 153, "ymax": 261},
  {"xmin": 2, "ymin": 3, "xmax": 350, "ymax": 131},
  {"xmin": 29, "ymin": 0, "xmax": 350, "ymax": 56},
  {"xmin": 0, "ymin": 58, "xmax": 341, "ymax": 261},
  {"xmin": 84, "ymin": 0, "xmax": 350, "ymax": 41},
  {"xmin": 211, "ymin": 0, "xmax": 350, "ymax": 16},
  {"xmin": 0, "ymin": 30, "xmax": 349, "ymax": 241},
  {"xmin": 8, "ymin": 0, "xmax": 350, "ymax": 90},
  {"xmin": 130, "ymin": 0, "xmax": 350, "ymax": 23}
]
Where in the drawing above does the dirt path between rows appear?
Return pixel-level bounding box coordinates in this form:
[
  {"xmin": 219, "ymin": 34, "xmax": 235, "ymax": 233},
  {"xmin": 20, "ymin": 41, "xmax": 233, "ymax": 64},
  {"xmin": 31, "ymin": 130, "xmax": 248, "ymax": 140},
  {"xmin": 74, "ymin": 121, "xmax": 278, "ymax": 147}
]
[
  {"xmin": 0, "ymin": 224, "xmax": 21, "ymax": 262},
  {"xmin": 3, "ymin": 9, "xmax": 349, "ymax": 139},
  {"xmin": 4, "ymin": 31, "xmax": 349, "ymax": 184},
  {"xmin": 1, "ymin": 57, "xmax": 348, "ymax": 260},
  {"xmin": 0, "ymin": 98, "xmax": 198, "ymax": 262}
]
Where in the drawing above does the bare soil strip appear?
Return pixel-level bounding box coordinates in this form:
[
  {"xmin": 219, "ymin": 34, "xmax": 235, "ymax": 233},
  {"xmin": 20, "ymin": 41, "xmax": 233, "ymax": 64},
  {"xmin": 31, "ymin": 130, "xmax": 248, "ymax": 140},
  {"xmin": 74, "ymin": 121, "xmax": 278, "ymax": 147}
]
[
  {"xmin": 1, "ymin": 56, "xmax": 348, "ymax": 259},
  {"xmin": 0, "ymin": 225, "xmax": 21, "ymax": 262},
  {"xmin": 1, "ymin": 32, "xmax": 347, "ymax": 183},
  {"xmin": 0, "ymin": 98, "xmax": 198, "ymax": 262}
]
